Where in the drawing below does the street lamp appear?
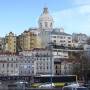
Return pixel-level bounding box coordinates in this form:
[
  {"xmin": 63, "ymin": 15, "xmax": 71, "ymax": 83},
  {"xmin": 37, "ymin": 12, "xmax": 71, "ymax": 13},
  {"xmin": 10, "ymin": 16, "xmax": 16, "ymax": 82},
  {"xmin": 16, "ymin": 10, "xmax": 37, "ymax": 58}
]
[{"xmin": 48, "ymin": 42, "xmax": 54, "ymax": 85}]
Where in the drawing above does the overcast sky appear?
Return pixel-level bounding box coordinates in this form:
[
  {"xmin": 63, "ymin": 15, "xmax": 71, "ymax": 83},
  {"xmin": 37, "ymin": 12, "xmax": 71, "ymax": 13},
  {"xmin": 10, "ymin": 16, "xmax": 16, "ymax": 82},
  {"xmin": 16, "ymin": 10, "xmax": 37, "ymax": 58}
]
[{"xmin": 0, "ymin": 0, "xmax": 90, "ymax": 36}]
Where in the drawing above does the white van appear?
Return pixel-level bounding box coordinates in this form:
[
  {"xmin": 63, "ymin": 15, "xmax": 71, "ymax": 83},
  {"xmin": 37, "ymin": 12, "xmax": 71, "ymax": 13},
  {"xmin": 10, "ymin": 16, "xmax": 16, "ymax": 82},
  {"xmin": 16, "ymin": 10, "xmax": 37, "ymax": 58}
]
[{"xmin": 62, "ymin": 84, "xmax": 88, "ymax": 90}]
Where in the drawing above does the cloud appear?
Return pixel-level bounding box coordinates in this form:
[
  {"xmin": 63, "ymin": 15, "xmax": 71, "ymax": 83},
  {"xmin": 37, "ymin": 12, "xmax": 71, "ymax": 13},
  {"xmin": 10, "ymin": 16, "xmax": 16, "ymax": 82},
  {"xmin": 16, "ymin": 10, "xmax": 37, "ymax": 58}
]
[
  {"xmin": 79, "ymin": 5, "xmax": 90, "ymax": 14},
  {"xmin": 52, "ymin": 5, "xmax": 90, "ymax": 35},
  {"xmin": 72, "ymin": 0, "xmax": 90, "ymax": 5}
]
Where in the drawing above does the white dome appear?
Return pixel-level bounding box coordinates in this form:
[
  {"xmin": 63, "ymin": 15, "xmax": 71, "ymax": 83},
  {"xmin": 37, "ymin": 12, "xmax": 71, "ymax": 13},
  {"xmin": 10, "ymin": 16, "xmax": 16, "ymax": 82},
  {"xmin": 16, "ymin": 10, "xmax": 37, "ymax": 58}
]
[
  {"xmin": 38, "ymin": 7, "xmax": 53, "ymax": 30},
  {"xmin": 39, "ymin": 7, "xmax": 53, "ymax": 21}
]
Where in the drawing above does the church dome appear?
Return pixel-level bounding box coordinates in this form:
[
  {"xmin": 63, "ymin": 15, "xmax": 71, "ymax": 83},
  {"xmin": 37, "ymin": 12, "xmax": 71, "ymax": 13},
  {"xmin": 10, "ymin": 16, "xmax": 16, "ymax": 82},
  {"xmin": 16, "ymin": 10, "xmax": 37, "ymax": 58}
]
[
  {"xmin": 38, "ymin": 7, "xmax": 53, "ymax": 30},
  {"xmin": 39, "ymin": 7, "xmax": 53, "ymax": 21}
]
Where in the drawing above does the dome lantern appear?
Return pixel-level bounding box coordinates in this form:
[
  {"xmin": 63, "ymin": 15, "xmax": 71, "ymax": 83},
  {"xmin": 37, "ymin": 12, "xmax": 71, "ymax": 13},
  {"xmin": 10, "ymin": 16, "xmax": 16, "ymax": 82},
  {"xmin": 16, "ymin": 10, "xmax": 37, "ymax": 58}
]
[{"xmin": 43, "ymin": 7, "xmax": 48, "ymax": 14}]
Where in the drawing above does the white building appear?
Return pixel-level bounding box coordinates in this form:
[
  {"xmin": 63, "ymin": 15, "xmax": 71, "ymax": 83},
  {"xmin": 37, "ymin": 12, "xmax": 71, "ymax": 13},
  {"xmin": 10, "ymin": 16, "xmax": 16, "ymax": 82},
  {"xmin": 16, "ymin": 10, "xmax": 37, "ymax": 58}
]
[
  {"xmin": 53, "ymin": 49, "xmax": 69, "ymax": 59},
  {"xmin": 19, "ymin": 48, "xmax": 69, "ymax": 75},
  {"xmin": 0, "ymin": 53, "xmax": 35, "ymax": 76},
  {"xmin": 51, "ymin": 28, "xmax": 72, "ymax": 47},
  {"xmin": 0, "ymin": 54, "xmax": 19, "ymax": 76},
  {"xmin": 19, "ymin": 48, "xmax": 54, "ymax": 75},
  {"xmin": 19, "ymin": 55, "xmax": 35, "ymax": 76}
]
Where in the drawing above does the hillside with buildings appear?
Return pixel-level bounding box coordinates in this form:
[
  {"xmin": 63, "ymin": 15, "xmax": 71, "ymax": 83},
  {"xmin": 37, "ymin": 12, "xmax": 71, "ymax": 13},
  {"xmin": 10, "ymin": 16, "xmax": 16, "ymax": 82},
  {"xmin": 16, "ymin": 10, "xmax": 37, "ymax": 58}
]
[{"xmin": 0, "ymin": 7, "xmax": 90, "ymax": 83}]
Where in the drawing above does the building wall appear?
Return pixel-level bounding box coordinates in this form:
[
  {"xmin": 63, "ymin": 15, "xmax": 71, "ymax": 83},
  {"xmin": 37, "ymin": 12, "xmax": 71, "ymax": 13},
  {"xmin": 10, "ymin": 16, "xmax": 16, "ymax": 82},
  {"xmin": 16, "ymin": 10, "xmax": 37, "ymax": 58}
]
[
  {"xmin": 19, "ymin": 49, "xmax": 54, "ymax": 75},
  {"xmin": 53, "ymin": 49, "xmax": 69, "ymax": 59},
  {"xmin": 72, "ymin": 33, "xmax": 88, "ymax": 47},
  {"xmin": 61, "ymin": 61, "xmax": 73, "ymax": 75},
  {"xmin": 18, "ymin": 30, "xmax": 42, "ymax": 51},
  {"xmin": 53, "ymin": 48, "xmax": 69, "ymax": 75},
  {"xmin": 0, "ymin": 55, "xmax": 19, "ymax": 76},
  {"xmin": 51, "ymin": 29, "xmax": 72, "ymax": 47},
  {"xmin": 5, "ymin": 32, "xmax": 16, "ymax": 53},
  {"xmin": 0, "ymin": 54, "xmax": 35, "ymax": 76},
  {"xmin": 19, "ymin": 56, "xmax": 35, "ymax": 76}
]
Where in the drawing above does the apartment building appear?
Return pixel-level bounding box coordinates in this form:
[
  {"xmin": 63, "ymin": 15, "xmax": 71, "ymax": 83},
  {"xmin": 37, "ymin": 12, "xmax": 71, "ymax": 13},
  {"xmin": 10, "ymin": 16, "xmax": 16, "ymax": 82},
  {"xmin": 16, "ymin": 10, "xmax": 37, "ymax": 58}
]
[
  {"xmin": 51, "ymin": 28, "xmax": 72, "ymax": 47},
  {"xmin": 19, "ymin": 48, "xmax": 54, "ymax": 75},
  {"xmin": 5, "ymin": 32, "xmax": 16, "ymax": 53},
  {"xmin": 0, "ymin": 54, "xmax": 19, "ymax": 76}
]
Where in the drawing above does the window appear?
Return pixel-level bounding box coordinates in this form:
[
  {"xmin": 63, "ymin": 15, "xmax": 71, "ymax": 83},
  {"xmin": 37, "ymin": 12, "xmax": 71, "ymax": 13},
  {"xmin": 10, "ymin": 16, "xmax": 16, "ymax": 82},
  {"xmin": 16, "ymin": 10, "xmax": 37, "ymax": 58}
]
[
  {"xmin": 21, "ymin": 71, "xmax": 22, "ymax": 74},
  {"xmin": 68, "ymin": 44, "xmax": 71, "ymax": 47},
  {"xmin": 29, "ymin": 70, "xmax": 31, "ymax": 74},
  {"xmin": 11, "ymin": 63, "xmax": 13, "ymax": 67},
  {"xmin": 16, "ymin": 63, "xmax": 18, "ymax": 67},
  {"xmin": 11, "ymin": 70, "xmax": 13, "ymax": 73},
  {"xmin": 45, "ymin": 22, "xmax": 48, "ymax": 27},
  {"xmin": 47, "ymin": 66, "xmax": 48, "ymax": 69},
  {"xmin": 29, "ymin": 66, "xmax": 31, "ymax": 68},
  {"xmin": 50, "ymin": 23, "xmax": 52, "ymax": 27},
  {"xmin": 16, "ymin": 59, "xmax": 17, "ymax": 61},
  {"xmin": 56, "ymin": 65, "xmax": 57, "ymax": 69},
  {"xmin": 68, "ymin": 41, "xmax": 71, "ymax": 43},
  {"xmin": 7, "ymin": 63, "xmax": 9, "ymax": 68},
  {"xmin": 68, "ymin": 37, "xmax": 71, "ymax": 39},
  {"xmin": 7, "ymin": 58, "xmax": 9, "ymax": 61},
  {"xmin": 40, "ymin": 23, "xmax": 42, "ymax": 28},
  {"xmin": 12, "ymin": 58, "xmax": 13, "ymax": 61},
  {"xmin": 53, "ymin": 40, "xmax": 56, "ymax": 42},
  {"xmin": 60, "ymin": 36, "xmax": 63, "ymax": 39},
  {"xmin": 2, "ymin": 63, "xmax": 4, "ymax": 68},
  {"xmin": 53, "ymin": 36, "xmax": 56, "ymax": 38},
  {"xmin": 28, "ymin": 61, "xmax": 30, "ymax": 63},
  {"xmin": 40, "ymin": 66, "xmax": 42, "ymax": 69}
]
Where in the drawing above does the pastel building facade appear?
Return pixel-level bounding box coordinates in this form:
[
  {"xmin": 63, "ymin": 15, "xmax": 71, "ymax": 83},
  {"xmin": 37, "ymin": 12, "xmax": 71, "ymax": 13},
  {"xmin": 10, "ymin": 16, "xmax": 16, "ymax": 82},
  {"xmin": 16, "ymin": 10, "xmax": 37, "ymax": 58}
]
[{"xmin": 5, "ymin": 32, "xmax": 16, "ymax": 53}]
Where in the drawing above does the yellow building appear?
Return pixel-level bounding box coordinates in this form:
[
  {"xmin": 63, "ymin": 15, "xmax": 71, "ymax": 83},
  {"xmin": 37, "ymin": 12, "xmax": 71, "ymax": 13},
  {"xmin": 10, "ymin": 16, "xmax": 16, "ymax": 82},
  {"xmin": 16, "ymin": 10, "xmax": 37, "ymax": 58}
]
[
  {"xmin": 5, "ymin": 32, "xmax": 16, "ymax": 53},
  {"xmin": 18, "ymin": 30, "xmax": 42, "ymax": 51}
]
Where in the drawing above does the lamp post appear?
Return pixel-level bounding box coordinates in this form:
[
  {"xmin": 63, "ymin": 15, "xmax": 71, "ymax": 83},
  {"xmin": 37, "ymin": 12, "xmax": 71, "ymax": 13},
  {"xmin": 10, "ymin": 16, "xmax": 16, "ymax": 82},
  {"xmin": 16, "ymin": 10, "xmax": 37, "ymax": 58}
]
[{"xmin": 48, "ymin": 42, "xmax": 54, "ymax": 85}]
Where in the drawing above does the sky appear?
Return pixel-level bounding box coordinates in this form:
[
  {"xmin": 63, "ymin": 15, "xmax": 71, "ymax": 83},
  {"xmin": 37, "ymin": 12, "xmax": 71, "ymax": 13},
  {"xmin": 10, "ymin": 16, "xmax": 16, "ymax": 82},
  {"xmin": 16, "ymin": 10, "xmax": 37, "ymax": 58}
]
[{"xmin": 0, "ymin": 0, "xmax": 90, "ymax": 36}]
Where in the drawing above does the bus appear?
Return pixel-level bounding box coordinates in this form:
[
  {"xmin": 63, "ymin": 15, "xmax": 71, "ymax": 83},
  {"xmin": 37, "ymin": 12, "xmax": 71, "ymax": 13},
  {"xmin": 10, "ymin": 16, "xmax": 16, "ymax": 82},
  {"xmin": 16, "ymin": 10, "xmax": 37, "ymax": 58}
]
[{"xmin": 32, "ymin": 75, "xmax": 77, "ymax": 88}]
